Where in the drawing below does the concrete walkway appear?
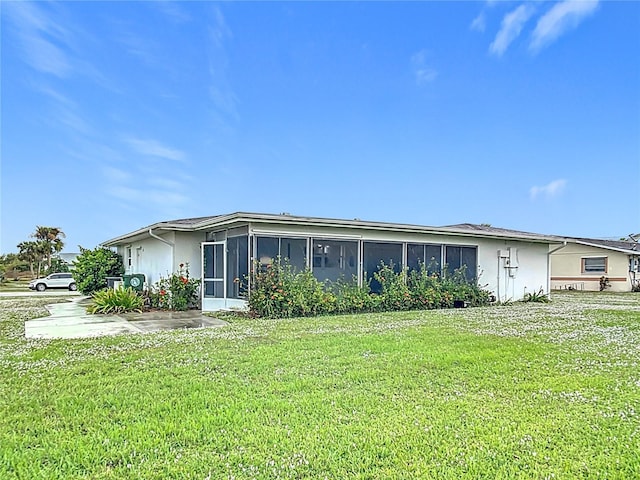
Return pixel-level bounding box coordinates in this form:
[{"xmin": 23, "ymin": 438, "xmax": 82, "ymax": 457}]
[{"xmin": 25, "ymin": 296, "xmax": 227, "ymax": 339}]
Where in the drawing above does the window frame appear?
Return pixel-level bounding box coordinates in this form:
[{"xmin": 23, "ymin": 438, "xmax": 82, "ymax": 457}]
[{"xmin": 581, "ymin": 256, "xmax": 607, "ymax": 274}]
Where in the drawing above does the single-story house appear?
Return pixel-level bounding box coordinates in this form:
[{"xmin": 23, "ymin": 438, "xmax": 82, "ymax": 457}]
[
  {"xmin": 101, "ymin": 212, "xmax": 565, "ymax": 311},
  {"xmin": 55, "ymin": 252, "xmax": 80, "ymax": 265},
  {"xmin": 550, "ymin": 238, "xmax": 639, "ymax": 292}
]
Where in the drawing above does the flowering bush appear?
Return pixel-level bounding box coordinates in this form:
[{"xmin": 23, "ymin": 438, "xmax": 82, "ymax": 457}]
[
  {"xmin": 248, "ymin": 258, "xmax": 335, "ymax": 318},
  {"xmin": 247, "ymin": 258, "xmax": 491, "ymax": 318},
  {"xmin": 150, "ymin": 263, "xmax": 201, "ymax": 311}
]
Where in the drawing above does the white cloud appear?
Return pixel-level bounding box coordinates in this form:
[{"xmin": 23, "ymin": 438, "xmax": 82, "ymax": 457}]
[
  {"xmin": 471, "ymin": 13, "xmax": 486, "ymax": 33},
  {"xmin": 530, "ymin": 0, "xmax": 599, "ymax": 52},
  {"xmin": 489, "ymin": 4, "xmax": 536, "ymax": 56},
  {"xmin": 125, "ymin": 138, "xmax": 186, "ymax": 162},
  {"xmin": 411, "ymin": 50, "xmax": 438, "ymax": 85},
  {"xmin": 530, "ymin": 179, "xmax": 567, "ymax": 200}
]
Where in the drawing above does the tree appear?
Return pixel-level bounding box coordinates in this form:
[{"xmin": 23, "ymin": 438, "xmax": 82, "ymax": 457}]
[
  {"xmin": 72, "ymin": 246, "xmax": 124, "ymax": 294},
  {"xmin": 0, "ymin": 253, "xmax": 29, "ymax": 280},
  {"xmin": 32, "ymin": 226, "xmax": 66, "ymax": 269},
  {"xmin": 17, "ymin": 241, "xmax": 46, "ymax": 278}
]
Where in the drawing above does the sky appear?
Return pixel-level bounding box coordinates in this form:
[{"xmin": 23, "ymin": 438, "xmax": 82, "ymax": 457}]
[{"xmin": 1, "ymin": 1, "xmax": 639, "ymax": 254}]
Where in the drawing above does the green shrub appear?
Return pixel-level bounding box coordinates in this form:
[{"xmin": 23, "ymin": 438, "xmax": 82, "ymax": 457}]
[
  {"xmin": 523, "ymin": 287, "xmax": 550, "ymax": 303},
  {"xmin": 248, "ymin": 258, "xmax": 335, "ymax": 318},
  {"xmin": 87, "ymin": 287, "xmax": 144, "ymax": 314},
  {"xmin": 150, "ymin": 263, "xmax": 201, "ymax": 311},
  {"xmin": 331, "ymin": 276, "xmax": 379, "ymax": 314},
  {"xmin": 72, "ymin": 247, "xmax": 124, "ymax": 295},
  {"xmin": 374, "ymin": 262, "xmax": 413, "ymax": 311},
  {"xmin": 44, "ymin": 257, "xmax": 70, "ymax": 275},
  {"xmin": 247, "ymin": 259, "xmax": 491, "ymax": 319},
  {"xmin": 407, "ymin": 264, "xmax": 444, "ymax": 309}
]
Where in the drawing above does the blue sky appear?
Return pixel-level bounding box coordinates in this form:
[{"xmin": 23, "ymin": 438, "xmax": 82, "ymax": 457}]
[{"xmin": 1, "ymin": 1, "xmax": 639, "ymax": 253}]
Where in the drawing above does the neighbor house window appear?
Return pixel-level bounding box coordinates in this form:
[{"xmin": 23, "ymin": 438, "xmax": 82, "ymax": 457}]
[
  {"xmin": 126, "ymin": 246, "xmax": 132, "ymax": 269},
  {"xmin": 582, "ymin": 257, "xmax": 607, "ymax": 274},
  {"xmin": 445, "ymin": 246, "xmax": 477, "ymax": 282}
]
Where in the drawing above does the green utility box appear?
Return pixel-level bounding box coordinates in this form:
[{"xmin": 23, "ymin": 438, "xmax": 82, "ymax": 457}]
[{"xmin": 123, "ymin": 274, "xmax": 145, "ymax": 291}]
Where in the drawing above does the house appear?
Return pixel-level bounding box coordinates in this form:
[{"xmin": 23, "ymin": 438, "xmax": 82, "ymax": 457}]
[
  {"xmin": 101, "ymin": 212, "xmax": 565, "ymax": 311},
  {"xmin": 55, "ymin": 252, "xmax": 80, "ymax": 266},
  {"xmin": 550, "ymin": 238, "xmax": 640, "ymax": 292}
]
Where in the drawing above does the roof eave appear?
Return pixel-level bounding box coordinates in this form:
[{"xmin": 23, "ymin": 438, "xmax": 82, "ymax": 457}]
[
  {"xmin": 102, "ymin": 212, "xmax": 566, "ymax": 246},
  {"xmin": 575, "ymin": 240, "xmax": 639, "ymax": 255}
]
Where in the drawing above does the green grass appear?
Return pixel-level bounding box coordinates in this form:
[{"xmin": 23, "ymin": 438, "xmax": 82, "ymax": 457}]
[
  {"xmin": 0, "ymin": 279, "xmax": 31, "ymax": 292},
  {"xmin": 1, "ymin": 292, "xmax": 639, "ymax": 479}
]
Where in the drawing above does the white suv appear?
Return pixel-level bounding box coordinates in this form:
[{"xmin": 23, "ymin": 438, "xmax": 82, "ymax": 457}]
[{"xmin": 29, "ymin": 273, "xmax": 77, "ymax": 292}]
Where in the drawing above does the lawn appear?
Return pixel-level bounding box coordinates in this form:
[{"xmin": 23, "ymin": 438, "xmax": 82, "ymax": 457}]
[{"xmin": 1, "ymin": 292, "xmax": 638, "ymax": 479}]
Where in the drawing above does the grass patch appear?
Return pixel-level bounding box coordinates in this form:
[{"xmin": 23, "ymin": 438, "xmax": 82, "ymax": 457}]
[{"xmin": 1, "ymin": 292, "xmax": 639, "ymax": 478}]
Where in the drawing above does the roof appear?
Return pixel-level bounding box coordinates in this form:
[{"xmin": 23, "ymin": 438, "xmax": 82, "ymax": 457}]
[
  {"xmin": 574, "ymin": 237, "xmax": 639, "ymax": 255},
  {"xmin": 444, "ymin": 223, "xmax": 565, "ymax": 239},
  {"xmin": 101, "ymin": 212, "xmax": 567, "ymax": 247}
]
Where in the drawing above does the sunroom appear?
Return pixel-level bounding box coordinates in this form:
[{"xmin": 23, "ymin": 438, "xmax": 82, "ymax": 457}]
[{"xmin": 203, "ymin": 227, "xmax": 478, "ymax": 311}]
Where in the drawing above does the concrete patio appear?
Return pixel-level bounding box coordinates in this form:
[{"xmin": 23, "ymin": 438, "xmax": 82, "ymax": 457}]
[{"xmin": 25, "ymin": 296, "xmax": 227, "ymax": 339}]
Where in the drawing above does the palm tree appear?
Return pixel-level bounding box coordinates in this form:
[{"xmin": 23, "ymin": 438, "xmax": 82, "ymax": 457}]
[{"xmin": 32, "ymin": 226, "xmax": 66, "ymax": 269}]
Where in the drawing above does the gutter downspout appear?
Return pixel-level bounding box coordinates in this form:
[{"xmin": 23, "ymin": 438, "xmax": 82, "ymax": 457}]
[
  {"xmin": 149, "ymin": 229, "xmax": 175, "ymax": 247},
  {"xmin": 547, "ymin": 241, "xmax": 567, "ymax": 297},
  {"xmin": 149, "ymin": 228, "xmax": 176, "ymax": 272}
]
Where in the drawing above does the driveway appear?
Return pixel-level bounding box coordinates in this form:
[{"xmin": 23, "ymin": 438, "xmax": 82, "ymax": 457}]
[{"xmin": 24, "ymin": 296, "xmax": 227, "ymax": 339}]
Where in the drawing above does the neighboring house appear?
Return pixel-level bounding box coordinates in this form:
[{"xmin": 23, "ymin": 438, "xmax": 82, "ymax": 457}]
[
  {"xmin": 550, "ymin": 238, "xmax": 640, "ymax": 292},
  {"xmin": 101, "ymin": 212, "xmax": 565, "ymax": 311},
  {"xmin": 55, "ymin": 252, "xmax": 80, "ymax": 265}
]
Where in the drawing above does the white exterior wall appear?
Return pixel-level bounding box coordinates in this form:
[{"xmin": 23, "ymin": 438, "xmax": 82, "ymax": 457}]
[
  {"xmin": 173, "ymin": 232, "xmax": 205, "ymax": 278},
  {"xmin": 121, "ymin": 232, "xmax": 175, "ymax": 286},
  {"xmin": 551, "ymin": 243, "xmax": 632, "ymax": 292},
  {"xmin": 475, "ymin": 239, "xmax": 550, "ymax": 302}
]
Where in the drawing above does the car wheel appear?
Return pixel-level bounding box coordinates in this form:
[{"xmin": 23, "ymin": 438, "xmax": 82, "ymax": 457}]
[
  {"xmin": 36, "ymin": 283, "xmax": 46, "ymax": 292},
  {"xmin": 69, "ymin": 283, "xmax": 77, "ymax": 291}
]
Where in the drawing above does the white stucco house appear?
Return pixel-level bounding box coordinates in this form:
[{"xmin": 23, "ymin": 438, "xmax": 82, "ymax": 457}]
[
  {"xmin": 550, "ymin": 238, "xmax": 640, "ymax": 292},
  {"xmin": 101, "ymin": 212, "xmax": 565, "ymax": 311}
]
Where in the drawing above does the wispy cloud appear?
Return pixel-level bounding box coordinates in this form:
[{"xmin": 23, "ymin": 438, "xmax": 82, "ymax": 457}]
[
  {"xmin": 490, "ymin": 4, "xmax": 536, "ymax": 56},
  {"xmin": 125, "ymin": 138, "xmax": 186, "ymax": 162},
  {"xmin": 411, "ymin": 50, "xmax": 438, "ymax": 85},
  {"xmin": 117, "ymin": 30, "xmax": 161, "ymax": 67},
  {"xmin": 107, "ymin": 185, "xmax": 189, "ymax": 207},
  {"xmin": 102, "ymin": 166, "xmax": 132, "ymax": 183},
  {"xmin": 206, "ymin": 6, "xmax": 239, "ymax": 122},
  {"xmin": 530, "ymin": 0, "xmax": 599, "ymax": 52},
  {"xmin": 4, "ymin": 2, "xmax": 73, "ymax": 77},
  {"xmin": 153, "ymin": 1, "xmax": 191, "ymax": 24},
  {"xmin": 530, "ymin": 179, "xmax": 567, "ymax": 200},
  {"xmin": 470, "ymin": 13, "xmax": 486, "ymax": 33}
]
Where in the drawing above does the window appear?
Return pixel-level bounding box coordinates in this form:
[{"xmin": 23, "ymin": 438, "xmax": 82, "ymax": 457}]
[
  {"xmin": 255, "ymin": 236, "xmax": 307, "ymax": 272},
  {"xmin": 363, "ymin": 242, "xmax": 403, "ymax": 293},
  {"xmin": 311, "ymin": 239, "xmax": 358, "ymax": 283},
  {"xmin": 445, "ymin": 246, "xmax": 477, "ymax": 282},
  {"xmin": 126, "ymin": 246, "xmax": 132, "ymax": 269},
  {"xmin": 227, "ymin": 236, "xmax": 248, "ymax": 299},
  {"xmin": 582, "ymin": 257, "xmax": 607, "ymax": 274},
  {"xmin": 407, "ymin": 244, "xmax": 442, "ymax": 275}
]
